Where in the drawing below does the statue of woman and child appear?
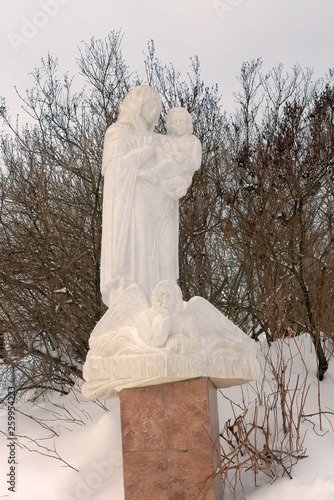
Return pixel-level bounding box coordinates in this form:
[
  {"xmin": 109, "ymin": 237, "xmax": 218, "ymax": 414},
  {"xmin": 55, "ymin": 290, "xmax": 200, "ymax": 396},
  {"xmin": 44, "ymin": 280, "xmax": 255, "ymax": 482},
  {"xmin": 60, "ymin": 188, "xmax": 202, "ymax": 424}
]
[
  {"xmin": 82, "ymin": 85, "xmax": 259, "ymax": 400},
  {"xmin": 100, "ymin": 85, "xmax": 201, "ymax": 307}
]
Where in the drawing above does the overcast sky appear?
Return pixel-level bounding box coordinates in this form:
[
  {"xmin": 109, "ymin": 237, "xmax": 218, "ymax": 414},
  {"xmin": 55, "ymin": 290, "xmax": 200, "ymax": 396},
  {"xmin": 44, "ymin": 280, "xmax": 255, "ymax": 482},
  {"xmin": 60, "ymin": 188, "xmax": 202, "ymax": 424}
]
[{"xmin": 1, "ymin": 0, "xmax": 333, "ymax": 121}]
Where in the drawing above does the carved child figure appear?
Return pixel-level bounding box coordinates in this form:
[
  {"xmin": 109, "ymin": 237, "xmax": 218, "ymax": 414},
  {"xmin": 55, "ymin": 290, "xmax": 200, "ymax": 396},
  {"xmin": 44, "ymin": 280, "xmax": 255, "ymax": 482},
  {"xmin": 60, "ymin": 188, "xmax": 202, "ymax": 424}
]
[
  {"xmin": 136, "ymin": 280, "xmax": 183, "ymax": 348},
  {"xmin": 136, "ymin": 280, "xmax": 202, "ymax": 354},
  {"xmin": 156, "ymin": 107, "xmax": 202, "ymax": 199}
]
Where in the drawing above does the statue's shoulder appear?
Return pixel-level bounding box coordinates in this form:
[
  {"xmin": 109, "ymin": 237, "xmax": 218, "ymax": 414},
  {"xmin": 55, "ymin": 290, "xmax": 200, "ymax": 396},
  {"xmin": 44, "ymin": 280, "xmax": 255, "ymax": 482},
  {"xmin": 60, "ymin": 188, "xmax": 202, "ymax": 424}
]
[
  {"xmin": 104, "ymin": 121, "xmax": 129, "ymax": 138},
  {"xmin": 103, "ymin": 123, "xmax": 135, "ymax": 153},
  {"xmin": 188, "ymin": 133, "xmax": 201, "ymax": 148},
  {"xmin": 176, "ymin": 134, "xmax": 201, "ymax": 158}
]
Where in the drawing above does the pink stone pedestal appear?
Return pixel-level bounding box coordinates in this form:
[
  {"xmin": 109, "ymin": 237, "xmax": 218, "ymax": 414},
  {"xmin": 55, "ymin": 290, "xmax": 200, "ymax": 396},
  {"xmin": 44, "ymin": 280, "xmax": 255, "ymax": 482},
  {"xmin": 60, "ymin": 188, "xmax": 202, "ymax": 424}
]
[{"xmin": 119, "ymin": 377, "xmax": 223, "ymax": 499}]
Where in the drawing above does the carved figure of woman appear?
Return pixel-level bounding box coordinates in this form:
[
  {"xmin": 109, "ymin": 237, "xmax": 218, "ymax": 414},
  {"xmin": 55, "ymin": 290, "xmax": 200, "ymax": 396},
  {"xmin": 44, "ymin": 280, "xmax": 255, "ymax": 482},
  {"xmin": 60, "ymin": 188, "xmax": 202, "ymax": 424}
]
[{"xmin": 100, "ymin": 85, "xmax": 162, "ymax": 306}]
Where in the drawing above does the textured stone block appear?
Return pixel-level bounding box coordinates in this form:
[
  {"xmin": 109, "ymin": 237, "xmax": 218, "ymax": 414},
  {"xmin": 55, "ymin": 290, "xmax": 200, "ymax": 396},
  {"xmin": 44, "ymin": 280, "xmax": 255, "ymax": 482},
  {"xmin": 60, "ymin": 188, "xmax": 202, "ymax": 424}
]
[
  {"xmin": 120, "ymin": 378, "xmax": 223, "ymax": 499},
  {"xmin": 120, "ymin": 385, "xmax": 165, "ymax": 452},
  {"xmin": 167, "ymin": 449, "xmax": 217, "ymax": 499},
  {"xmin": 164, "ymin": 377, "xmax": 216, "ymax": 450},
  {"xmin": 122, "ymin": 451, "xmax": 169, "ymax": 499}
]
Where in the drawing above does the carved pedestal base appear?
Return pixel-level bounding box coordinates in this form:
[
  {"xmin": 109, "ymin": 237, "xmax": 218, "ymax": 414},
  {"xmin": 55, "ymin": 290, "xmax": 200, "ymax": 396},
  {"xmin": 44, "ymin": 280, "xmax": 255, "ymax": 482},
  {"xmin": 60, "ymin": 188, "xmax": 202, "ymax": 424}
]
[{"xmin": 120, "ymin": 377, "xmax": 224, "ymax": 499}]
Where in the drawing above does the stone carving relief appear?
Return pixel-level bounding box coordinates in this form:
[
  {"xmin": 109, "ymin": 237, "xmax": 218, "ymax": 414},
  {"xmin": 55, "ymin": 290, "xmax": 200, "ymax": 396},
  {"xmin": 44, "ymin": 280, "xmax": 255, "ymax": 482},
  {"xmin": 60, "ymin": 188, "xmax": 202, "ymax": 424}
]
[{"xmin": 82, "ymin": 281, "xmax": 260, "ymax": 399}]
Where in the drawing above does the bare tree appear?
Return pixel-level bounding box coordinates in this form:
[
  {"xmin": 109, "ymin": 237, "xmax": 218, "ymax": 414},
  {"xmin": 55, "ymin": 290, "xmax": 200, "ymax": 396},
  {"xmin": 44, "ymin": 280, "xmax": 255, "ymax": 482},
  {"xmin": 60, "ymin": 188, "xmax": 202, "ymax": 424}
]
[
  {"xmin": 0, "ymin": 32, "xmax": 130, "ymax": 396},
  {"xmin": 221, "ymin": 62, "xmax": 334, "ymax": 379},
  {"xmin": 0, "ymin": 32, "xmax": 224, "ymax": 397},
  {"xmin": 0, "ymin": 37, "xmax": 332, "ymax": 399}
]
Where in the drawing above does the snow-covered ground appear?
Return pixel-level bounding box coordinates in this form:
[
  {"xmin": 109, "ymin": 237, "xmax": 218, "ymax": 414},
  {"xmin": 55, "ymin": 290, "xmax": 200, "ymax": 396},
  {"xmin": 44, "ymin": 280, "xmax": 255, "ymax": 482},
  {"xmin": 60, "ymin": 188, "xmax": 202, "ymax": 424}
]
[{"xmin": 1, "ymin": 334, "xmax": 334, "ymax": 500}]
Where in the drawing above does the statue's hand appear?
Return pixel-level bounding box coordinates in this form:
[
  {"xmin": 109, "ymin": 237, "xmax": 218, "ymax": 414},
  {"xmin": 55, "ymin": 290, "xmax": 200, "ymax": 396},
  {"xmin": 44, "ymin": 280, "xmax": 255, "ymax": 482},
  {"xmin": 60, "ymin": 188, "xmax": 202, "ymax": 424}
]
[
  {"xmin": 171, "ymin": 152, "xmax": 184, "ymax": 164},
  {"xmin": 138, "ymin": 169, "xmax": 158, "ymax": 183},
  {"xmin": 162, "ymin": 176, "xmax": 187, "ymax": 198},
  {"xmin": 167, "ymin": 335, "xmax": 182, "ymax": 354},
  {"xmin": 143, "ymin": 135, "xmax": 154, "ymax": 148}
]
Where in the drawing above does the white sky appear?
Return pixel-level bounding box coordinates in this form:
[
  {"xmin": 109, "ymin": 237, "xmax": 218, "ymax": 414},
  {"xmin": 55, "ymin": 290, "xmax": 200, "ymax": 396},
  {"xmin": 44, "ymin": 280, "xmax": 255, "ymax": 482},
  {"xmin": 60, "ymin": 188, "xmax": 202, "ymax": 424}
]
[{"xmin": 0, "ymin": 0, "xmax": 333, "ymax": 120}]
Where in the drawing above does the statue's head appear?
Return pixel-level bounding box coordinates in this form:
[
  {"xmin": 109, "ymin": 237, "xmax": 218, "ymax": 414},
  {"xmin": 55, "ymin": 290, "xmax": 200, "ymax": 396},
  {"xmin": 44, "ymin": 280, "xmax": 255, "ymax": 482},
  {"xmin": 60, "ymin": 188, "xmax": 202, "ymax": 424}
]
[
  {"xmin": 151, "ymin": 280, "xmax": 183, "ymax": 315},
  {"xmin": 166, "ymin": 107, "xmax": 193, "ymax": 137},
  {"xmin": 118, "ymin": 85, "xmax": 162, "ymax": 134}
]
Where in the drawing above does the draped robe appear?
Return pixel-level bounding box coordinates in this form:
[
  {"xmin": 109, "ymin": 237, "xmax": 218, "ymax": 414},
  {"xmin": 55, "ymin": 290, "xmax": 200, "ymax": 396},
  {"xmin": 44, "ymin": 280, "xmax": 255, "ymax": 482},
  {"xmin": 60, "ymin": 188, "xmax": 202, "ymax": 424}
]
[{"xmin": 100, "ymin": 123, "xmax": 179, "ymax": 306}]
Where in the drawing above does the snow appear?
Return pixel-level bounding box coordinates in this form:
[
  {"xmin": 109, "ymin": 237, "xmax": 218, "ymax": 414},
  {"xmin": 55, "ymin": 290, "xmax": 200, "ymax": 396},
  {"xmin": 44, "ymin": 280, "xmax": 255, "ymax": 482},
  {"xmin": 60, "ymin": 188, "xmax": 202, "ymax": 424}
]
[{"xmin": 1, "ymin": 334, "xmax": 334, "ymax": 499}]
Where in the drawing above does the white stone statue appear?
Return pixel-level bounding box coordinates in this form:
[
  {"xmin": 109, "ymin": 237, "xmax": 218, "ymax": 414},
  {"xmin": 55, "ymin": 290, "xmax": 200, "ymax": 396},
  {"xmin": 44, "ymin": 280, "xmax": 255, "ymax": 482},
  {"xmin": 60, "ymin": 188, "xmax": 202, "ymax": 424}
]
[
  {"xmin": 82, "ymin": 280, "xmax": 260, "ymax": 399},
  {"xmin": 100, "ymin": 88, "xmax": 201, "ymax": 308},
  {"xmin": 82, "ymin": 85, "xmax": 260, "ymax": 400}
]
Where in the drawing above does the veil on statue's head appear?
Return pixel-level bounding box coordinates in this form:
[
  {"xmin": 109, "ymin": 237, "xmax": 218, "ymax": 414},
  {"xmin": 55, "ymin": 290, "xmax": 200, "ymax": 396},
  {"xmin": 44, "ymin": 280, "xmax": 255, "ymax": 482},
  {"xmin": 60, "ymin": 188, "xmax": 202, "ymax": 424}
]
[{"xmin": 117, "ymin": 85, "xmax": 162, "ymax": 135}]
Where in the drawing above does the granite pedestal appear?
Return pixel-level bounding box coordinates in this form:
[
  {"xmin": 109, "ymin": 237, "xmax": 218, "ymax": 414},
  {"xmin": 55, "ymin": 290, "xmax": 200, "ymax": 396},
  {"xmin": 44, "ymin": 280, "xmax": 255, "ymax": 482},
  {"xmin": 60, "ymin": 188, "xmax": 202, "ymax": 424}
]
[{"xmin": 120, "ymin": 377, "xmax": 223, "ymax": 499}]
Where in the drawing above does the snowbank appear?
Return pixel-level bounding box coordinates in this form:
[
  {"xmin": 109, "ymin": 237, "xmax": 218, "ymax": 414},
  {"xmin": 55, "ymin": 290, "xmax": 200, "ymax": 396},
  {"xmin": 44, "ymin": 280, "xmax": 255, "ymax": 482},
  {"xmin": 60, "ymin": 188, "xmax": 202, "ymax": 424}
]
[{"xmin": 0, "ymin": 334, "xmax": 333, "ymax": 499}]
